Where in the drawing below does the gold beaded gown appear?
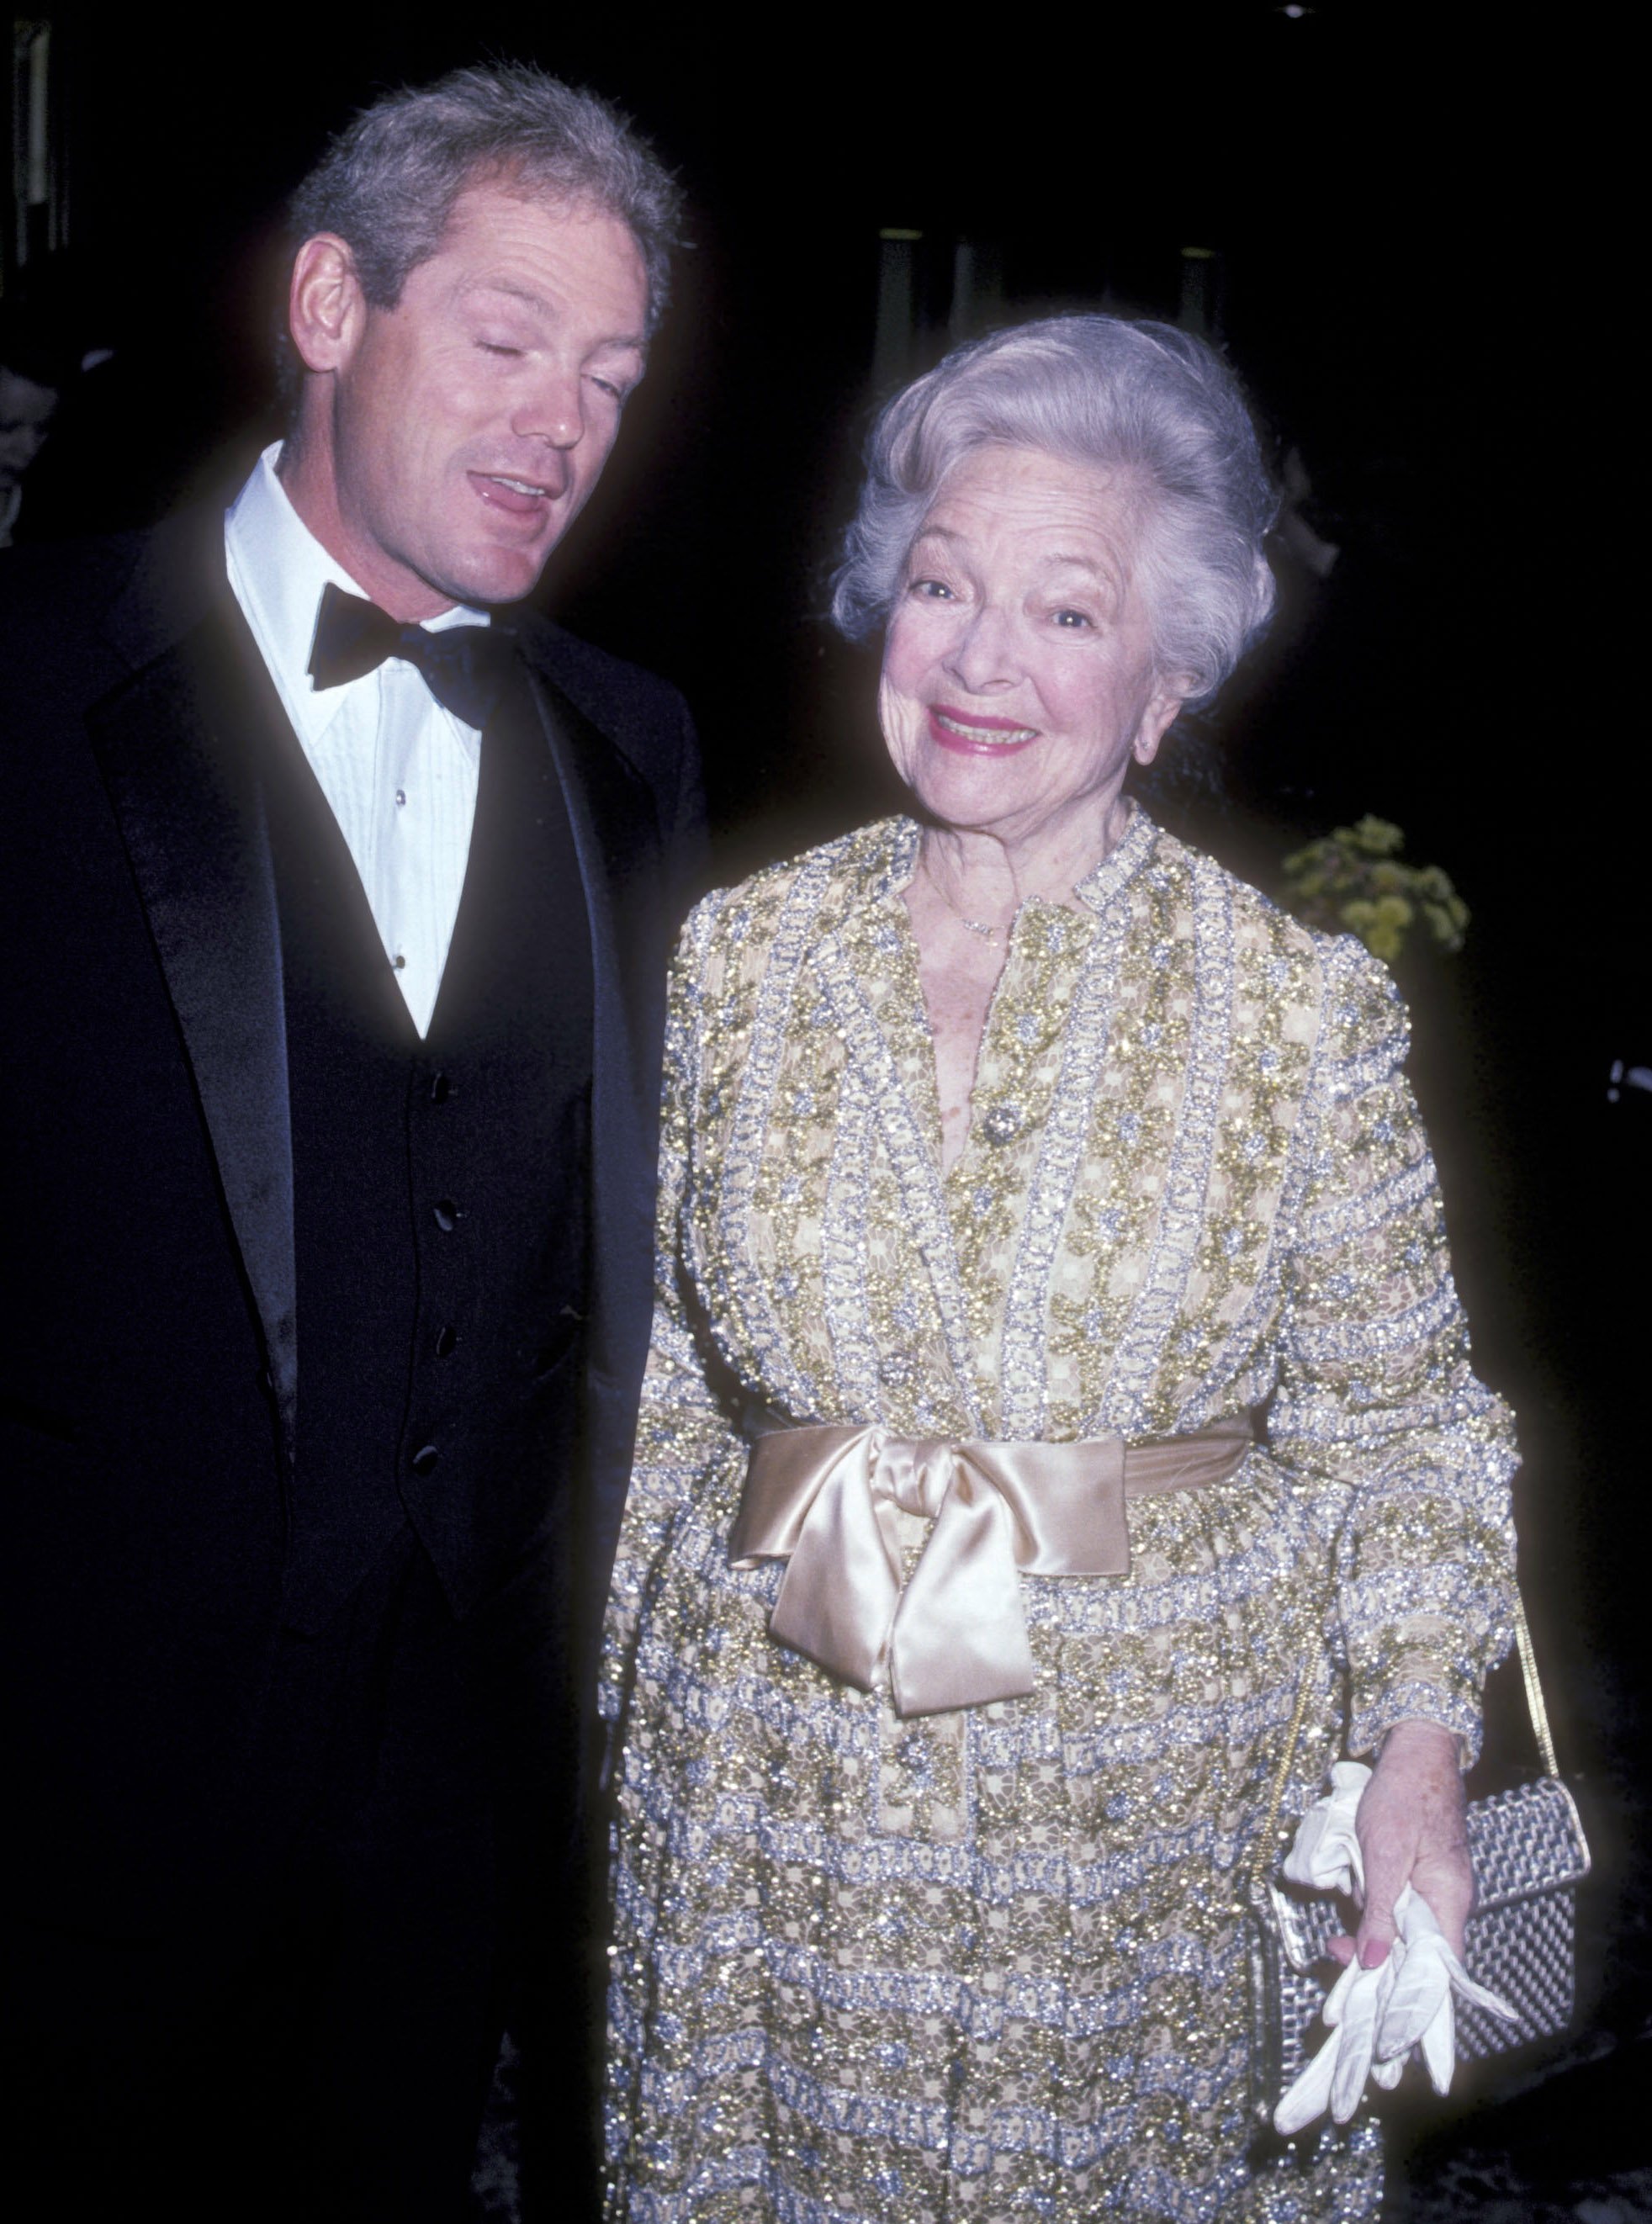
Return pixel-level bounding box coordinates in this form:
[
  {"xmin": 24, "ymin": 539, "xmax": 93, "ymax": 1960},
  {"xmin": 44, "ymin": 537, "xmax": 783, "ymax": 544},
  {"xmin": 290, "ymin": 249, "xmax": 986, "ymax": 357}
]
[{"xmin": 600, "ymin": 811, "xmax": 1517, "ymax": 2222}]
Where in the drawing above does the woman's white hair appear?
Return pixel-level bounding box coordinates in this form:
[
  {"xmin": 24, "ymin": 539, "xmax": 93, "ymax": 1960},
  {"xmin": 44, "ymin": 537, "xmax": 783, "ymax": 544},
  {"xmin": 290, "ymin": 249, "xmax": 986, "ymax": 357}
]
[{"xmin": 831, "ymin": 315, "xmax": 1278, "ymax": 707}]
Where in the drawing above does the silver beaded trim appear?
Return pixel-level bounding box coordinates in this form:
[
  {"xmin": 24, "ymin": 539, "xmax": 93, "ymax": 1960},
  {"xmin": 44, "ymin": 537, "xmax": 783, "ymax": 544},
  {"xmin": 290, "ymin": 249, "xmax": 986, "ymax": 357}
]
[
  {"xmin": 811, "ymin": 930, "xmax": 986, "ymax": 1435},
  {"xmin": 1292, "ymin": 1272, "xmax": 1464, "ymax": 1364},
  {"xmin": 1296, "ymin": 1153, "xmax": 1438, "ymax": 1249},
  {"xmin": 998, "ymin": 896, "xmax": 1131, "ymax": 1439},
  {"xmin": 1096, "ymin": 853, "xmax": 1236, "ymax": 1433},
  {"xmin": 819, "ymin": 1058, "xmax": 883, "ymax": 1416}
]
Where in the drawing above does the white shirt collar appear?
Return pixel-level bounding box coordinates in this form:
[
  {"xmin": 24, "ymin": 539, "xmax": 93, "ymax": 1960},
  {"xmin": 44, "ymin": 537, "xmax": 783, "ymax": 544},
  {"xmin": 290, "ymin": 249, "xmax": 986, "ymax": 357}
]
[{"xmin": 223, "ymin": 440, "xmax": 489, "ymax": 750}]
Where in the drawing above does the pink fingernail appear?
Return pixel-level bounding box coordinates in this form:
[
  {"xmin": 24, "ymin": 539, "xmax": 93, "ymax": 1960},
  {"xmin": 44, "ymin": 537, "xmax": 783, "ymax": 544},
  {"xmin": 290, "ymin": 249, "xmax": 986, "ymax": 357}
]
[{"xmin": 1360, "ymin": 1939, "xmax": 1390, "ymax": 1969}]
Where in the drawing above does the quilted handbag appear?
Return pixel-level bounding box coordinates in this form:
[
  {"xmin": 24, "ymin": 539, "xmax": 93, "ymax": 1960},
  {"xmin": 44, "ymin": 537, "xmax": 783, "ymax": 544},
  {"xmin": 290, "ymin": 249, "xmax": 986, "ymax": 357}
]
[{"xmin": 1247, "ymin": 1597, "xmax": 1591, "ymax": 2119}]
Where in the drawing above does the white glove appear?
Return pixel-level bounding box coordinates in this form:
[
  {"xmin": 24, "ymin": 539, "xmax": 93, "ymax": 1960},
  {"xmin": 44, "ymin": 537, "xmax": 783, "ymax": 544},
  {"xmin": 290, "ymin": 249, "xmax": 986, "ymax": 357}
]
[{"xmin": 1272, "ymin": 1761, "xmax": 1520, "ymax": 2136}]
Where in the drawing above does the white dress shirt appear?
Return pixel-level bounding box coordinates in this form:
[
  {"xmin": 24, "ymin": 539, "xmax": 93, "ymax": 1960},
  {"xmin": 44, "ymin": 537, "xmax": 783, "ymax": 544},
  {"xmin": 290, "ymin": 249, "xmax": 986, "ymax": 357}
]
[{"xmin": 225, "ymin": 442, "xmax": 488, "ymax": 1037}]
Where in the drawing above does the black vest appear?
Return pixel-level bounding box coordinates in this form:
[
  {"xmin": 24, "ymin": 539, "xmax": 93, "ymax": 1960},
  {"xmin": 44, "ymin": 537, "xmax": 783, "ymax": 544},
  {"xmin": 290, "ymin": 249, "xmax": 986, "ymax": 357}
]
[{"xmin": 260, "ymin": 671, "xmax": 593, "ymax": 1633}]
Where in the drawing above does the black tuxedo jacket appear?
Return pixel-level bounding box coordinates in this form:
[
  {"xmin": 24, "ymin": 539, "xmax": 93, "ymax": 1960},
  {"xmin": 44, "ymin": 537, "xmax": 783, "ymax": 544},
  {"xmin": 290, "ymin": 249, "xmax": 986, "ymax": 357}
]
[{"xmin": 0, "ymin": 511, "xmax": 706, "ymax": 1932}]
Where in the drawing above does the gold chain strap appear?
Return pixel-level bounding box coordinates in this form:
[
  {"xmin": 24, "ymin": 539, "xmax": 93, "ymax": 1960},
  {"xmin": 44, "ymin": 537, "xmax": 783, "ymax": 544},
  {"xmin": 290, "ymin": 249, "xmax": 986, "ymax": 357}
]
[
  {"xmin": 1247, "ymin": 1587, "xmax": 1559, "ymax": 1901},
  {"xmin": 1248, "ymin": 1639, "xmax": 1321, "ymax": 1900},
  {"xmin": 1513, "ymin": 1592, "xmax": 1560, "ymax": 1779}
]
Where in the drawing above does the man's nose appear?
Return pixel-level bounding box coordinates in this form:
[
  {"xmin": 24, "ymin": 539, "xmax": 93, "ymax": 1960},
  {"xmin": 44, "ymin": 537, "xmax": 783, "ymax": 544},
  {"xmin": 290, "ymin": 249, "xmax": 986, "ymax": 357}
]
[
  {"xmin": 512, "ymin": 367, "xmax": 585, "ymax": 450},
  {"xmin": 945, "ymin": 606, "xmax": 1019, "ymax": 695}
]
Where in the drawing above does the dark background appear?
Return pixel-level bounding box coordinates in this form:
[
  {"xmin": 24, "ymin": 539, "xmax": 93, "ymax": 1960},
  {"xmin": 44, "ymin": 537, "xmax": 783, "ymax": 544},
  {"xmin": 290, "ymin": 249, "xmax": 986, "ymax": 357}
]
[{"xmin": 6, "ymin": 5, "xmax": 1642, "ymax": 2210}]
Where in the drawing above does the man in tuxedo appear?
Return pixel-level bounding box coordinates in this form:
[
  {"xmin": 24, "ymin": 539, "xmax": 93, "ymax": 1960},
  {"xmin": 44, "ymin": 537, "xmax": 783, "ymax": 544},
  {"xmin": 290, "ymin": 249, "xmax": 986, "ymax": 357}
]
[{"xmin": 0, "ymin": 64, "xmax": 703, "ymax": 2221}]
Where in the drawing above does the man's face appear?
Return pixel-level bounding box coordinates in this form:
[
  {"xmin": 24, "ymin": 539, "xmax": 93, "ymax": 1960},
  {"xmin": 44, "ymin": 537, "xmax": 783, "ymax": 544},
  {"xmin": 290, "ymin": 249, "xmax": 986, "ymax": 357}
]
[
  {"xmin": 316, "ymin": 184, "xmax": 649, "ymax": 610},
  {"xmin": 0, "ymin": 366, "xmax": 60, "ymax": 495}
]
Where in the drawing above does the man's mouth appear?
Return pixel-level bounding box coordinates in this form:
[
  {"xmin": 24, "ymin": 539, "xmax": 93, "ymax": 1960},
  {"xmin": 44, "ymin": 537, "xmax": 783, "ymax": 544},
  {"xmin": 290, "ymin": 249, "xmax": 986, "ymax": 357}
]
[
  {"xmin": 469, "ymin": 470, "xmax": 564, "ymax": 518},
  {"xmin": 928, "ymin": 705, "xmax": 1040, "ymax": 754}
]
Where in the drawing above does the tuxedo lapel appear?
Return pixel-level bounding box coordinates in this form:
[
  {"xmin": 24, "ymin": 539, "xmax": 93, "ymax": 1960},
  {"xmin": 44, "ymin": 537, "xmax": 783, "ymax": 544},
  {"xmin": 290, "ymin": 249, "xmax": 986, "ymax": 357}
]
[{"xmin": 88, "ymin": 617, "xmax": 298, "ymax": 1476}]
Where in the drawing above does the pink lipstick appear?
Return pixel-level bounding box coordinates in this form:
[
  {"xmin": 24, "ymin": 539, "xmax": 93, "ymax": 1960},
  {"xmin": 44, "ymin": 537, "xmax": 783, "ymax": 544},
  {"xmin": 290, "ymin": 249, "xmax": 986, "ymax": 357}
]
[{"xmin": 927, "ymin": 703, "xmax": 1040, "ymax": 755}]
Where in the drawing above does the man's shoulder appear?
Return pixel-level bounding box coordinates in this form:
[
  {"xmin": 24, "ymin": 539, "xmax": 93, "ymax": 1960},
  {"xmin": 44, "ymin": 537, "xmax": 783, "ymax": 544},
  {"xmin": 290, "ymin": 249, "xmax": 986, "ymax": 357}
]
[
  {"xmin": 513, "ymin": 611, "xmax": 692, "ymax": 760},
  {"xmin": 511, "ymin": 612, "xmax": 705, "ymax": 863}
]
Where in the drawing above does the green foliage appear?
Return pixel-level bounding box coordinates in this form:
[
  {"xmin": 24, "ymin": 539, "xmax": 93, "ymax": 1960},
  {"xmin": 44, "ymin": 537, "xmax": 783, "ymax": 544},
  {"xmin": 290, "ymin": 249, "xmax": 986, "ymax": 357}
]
[{"xmin": 1281, "ymin": 817, "xmax": 1469, "ymax": 965}]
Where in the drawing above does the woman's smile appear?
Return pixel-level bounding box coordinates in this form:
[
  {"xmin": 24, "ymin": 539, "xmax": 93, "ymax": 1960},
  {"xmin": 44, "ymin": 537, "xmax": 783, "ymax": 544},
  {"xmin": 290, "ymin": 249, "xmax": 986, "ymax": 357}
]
[
  {"xmin": 879, "ymin": 444, "xmax": 1184, "ymax": 863},
  {"xmin": 927, "ymin": 703, "xmax": 1041, "ymax": 753}
]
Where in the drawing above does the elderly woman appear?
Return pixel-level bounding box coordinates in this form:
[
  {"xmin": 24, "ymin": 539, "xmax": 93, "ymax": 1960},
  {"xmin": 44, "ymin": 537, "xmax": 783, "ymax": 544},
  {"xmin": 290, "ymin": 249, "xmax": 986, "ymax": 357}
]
[{"xmin": 600, "ymin": 317, "xmax": 1516, "ymax": 2220}]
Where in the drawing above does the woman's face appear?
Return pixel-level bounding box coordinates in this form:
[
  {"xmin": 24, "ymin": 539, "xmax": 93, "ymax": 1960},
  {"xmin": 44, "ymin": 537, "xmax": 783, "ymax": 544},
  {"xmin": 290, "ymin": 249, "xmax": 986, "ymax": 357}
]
[{"xmin": 878, "ymin": 443, "xmax": 1185, "ymax": 854}]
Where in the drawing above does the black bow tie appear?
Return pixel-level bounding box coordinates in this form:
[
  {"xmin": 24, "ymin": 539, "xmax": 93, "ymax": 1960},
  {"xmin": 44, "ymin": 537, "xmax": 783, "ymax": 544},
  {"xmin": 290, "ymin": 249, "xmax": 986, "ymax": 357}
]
[{"xmin": 307, "ymin": 581, "xmax": 516, "ymax": 730}]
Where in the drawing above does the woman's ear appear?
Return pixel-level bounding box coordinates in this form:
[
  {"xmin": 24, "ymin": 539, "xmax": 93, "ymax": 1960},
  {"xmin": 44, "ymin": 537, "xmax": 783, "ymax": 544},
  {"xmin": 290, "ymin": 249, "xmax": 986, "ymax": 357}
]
[
  {"xmin": 287, "ymin": 234, "xmax": 366, "ymax": 376},
  {"xmin": 1133, "ymin": 680, "xmax": 1191, "ymax": 767}
]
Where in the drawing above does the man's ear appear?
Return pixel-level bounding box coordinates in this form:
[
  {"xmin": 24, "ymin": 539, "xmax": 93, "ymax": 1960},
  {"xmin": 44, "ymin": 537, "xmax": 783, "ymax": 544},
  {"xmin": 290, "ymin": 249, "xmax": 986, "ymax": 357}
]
[{"xmin": 287, "ymin": 234, "xmax": 367, "ymax": 375}]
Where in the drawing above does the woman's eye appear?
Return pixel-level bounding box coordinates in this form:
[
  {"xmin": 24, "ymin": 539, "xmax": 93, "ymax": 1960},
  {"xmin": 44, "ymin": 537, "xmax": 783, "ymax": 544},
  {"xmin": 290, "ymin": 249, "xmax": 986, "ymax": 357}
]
[
  {"xmin": 1051, "ymin": 607, "xmax": 1093, "ymax": 629},
  {"xmin": 477, "ymin": 342, "xmax": 522, "ymax": 358},
  {"xmin": 909, "ymin": 578, "xmax": 956, "ymax": 601},
  {"xmin": 591, "ymin": 375, "xmax": 625, "ymax": 402}
]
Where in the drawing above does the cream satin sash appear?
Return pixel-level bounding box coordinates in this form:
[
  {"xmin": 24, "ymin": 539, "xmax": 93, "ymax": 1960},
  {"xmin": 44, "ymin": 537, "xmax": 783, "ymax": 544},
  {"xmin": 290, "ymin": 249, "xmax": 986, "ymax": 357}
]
[{"xmin": 728, "ymin": 1417, "xmax": 1253, "ymax": 1718}]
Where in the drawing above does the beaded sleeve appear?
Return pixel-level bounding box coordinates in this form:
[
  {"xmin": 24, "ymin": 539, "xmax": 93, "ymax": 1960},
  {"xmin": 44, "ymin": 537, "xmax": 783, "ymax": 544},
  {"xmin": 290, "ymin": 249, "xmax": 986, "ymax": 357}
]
[{"xmin": 1271, "ymin": 935, "xmax": 1519, "ymax": 1764}]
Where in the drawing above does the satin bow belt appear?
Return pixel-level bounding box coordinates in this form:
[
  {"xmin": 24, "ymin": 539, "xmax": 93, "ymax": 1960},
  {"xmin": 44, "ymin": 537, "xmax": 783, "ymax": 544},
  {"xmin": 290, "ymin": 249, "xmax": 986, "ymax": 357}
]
[{"xmin": 728, "ymin": 1417, "xmax": 1253, "ymax": 1718}]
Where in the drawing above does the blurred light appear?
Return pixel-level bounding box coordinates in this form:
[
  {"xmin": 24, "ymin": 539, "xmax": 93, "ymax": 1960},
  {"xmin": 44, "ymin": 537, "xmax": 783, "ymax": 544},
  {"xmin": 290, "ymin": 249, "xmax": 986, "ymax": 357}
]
[
  {"xmin": 1607, "ymin": 1059, "xmax": 1652, "ymax": 1102},
  {"xmin": 1277, "ymin": 5, "xmax": 1314, "ymax": 16},
  {"xmin": 1180, "ymin": 246, "xmax": 1216, "ymax": 261},
  {"xmin": 878, "ymin": 227, "xmax": 923, "ymax": 241}
]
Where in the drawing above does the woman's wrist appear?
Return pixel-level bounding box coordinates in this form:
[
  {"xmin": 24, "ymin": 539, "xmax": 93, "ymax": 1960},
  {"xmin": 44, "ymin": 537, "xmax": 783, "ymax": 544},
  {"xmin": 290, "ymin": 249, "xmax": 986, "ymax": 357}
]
[{"xmin": 1374, "ymin": 1716, "xmax": 1467, "ymax": 1771}]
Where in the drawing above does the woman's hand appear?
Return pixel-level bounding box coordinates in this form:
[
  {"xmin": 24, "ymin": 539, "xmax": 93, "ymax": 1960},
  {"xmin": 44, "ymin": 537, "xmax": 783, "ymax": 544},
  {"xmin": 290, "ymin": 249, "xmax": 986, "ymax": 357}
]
[{"xmin": 1327, "ymin": 1718, "xmax": 1473, "ymax": 1968}]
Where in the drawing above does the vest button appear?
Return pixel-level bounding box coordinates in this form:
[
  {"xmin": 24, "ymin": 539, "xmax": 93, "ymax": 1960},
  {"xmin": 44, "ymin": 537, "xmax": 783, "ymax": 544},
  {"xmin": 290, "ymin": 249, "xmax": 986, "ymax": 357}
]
[
  {"xmin": 432, "ymin": 1199, "xmax": 460, "ymax": 1231},
  {"xmin": 434, "ymin": 1324, "xmax": 458, "ymax": 1358},
  {"xmin": 410, "ymin": 1444, "xmax": 441, "ymax": 1475},
  {"xmin": 430, "ymin": 1072, "xmax": 453, "ymax": 1104}
]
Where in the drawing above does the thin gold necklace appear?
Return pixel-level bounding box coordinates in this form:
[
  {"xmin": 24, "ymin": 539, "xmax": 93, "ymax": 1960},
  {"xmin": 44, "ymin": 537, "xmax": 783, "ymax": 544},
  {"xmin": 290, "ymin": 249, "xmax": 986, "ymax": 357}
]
[{"xmin": 924, "ymin": 856, "xmax": 1009, "ymax": 945}]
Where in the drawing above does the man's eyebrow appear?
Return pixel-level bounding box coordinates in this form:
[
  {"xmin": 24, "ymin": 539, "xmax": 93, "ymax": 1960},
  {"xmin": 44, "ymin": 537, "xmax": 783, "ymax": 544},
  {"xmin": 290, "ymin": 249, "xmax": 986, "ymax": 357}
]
[
  {"xmin": 466, "ymin": 278, "xmax": 647, "ymax": 350},
  {"xmin": 474, "ymin": 278, "xmax": 547, "ymax": 310}
]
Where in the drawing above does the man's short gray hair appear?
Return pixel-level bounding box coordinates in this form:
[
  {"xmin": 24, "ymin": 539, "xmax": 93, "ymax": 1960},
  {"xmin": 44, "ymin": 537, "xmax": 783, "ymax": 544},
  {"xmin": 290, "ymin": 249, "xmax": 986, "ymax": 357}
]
[
  {"xmin": 289, "ymin": 62, "xmax": 683, "ymax": 333},
  {"xmin": 832, "ymin": 316, "xmax": 1278, "ymax": 707}
]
